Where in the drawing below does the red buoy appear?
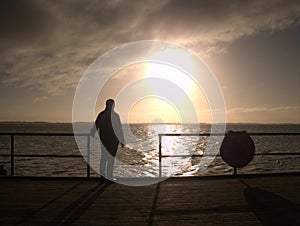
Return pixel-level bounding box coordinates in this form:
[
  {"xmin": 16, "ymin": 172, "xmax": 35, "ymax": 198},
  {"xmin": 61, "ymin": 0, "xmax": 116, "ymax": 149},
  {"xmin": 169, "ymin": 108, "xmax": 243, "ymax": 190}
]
[{"xmin": 220, "ymin": 130, "xmax": 255, "ymax": 168}]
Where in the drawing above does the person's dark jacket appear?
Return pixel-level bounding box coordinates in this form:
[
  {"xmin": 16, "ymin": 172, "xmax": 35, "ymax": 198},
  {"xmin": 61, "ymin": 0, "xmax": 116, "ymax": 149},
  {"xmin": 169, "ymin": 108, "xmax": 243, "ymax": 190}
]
[{"xmin": 91, "ymin": 108, "xmax": 124, "ymax": 156}]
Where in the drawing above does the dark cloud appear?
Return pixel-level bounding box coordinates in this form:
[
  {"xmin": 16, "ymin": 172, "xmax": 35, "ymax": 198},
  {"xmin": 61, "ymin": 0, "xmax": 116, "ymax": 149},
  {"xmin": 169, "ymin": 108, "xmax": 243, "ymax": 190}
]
[
  {"xmin": 0, "ymin": 0, "xmax": 55, "ymax": 50},
  {"xmin": 141, "ymin": 0, "xmax": 300, "ymax": 45}
]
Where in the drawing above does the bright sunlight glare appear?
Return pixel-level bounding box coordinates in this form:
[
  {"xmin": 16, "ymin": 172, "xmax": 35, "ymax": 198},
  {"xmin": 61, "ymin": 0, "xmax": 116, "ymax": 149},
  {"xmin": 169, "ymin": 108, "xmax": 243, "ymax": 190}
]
[{"xmin": 128, "ymin": 98, "xmax": 181, "ymax": 123}]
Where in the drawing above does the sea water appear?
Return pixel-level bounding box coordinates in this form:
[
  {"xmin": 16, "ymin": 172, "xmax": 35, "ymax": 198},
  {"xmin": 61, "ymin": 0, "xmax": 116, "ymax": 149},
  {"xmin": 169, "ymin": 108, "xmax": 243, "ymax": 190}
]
[{"xmin": 0, "ymin": 122, "xmax": 299, "ymax": 177}]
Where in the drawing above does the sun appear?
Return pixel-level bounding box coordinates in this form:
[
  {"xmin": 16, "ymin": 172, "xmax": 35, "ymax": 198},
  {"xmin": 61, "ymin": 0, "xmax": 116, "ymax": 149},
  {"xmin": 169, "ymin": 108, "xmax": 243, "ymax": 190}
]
[{"xmin": 128, "ymin": 97, "xmax": 181, "ymax": 123}]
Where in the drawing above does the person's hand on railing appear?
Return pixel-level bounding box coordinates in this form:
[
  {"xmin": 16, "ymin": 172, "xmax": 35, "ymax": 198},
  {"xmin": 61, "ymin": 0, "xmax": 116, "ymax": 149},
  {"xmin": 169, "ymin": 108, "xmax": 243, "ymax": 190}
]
[
  {"xmin": 90, "ymin": 132, "xmax": 95, "ymax": 138},
  {"xmin": 90, "ymin": 125, "xmax": 96, "ymax": 138}
]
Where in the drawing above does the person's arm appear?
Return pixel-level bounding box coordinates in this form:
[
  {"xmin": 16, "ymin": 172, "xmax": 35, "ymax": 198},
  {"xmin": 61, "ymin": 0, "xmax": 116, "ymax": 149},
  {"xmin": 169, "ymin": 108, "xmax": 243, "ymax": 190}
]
[{"xmin": 115, "ymin": 114, "xmax": 125, "ymax": 147}]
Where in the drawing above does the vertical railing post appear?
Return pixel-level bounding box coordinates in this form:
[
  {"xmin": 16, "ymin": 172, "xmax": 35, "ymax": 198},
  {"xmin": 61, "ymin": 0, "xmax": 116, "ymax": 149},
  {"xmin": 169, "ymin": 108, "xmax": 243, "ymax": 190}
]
[
  {"xmin": 10, "ymin": 134, "xmax": 14, "ymax": 176},
  {"xmin": 233, "ymin": 167, "xmax": 237, "ymax": 176},
  {"xmin": 87, "ymin": 135, "xmax": 90, "ymax": 177},
  {"xmin": 159, "ymin": 134, "xmax": 162, "ymax": 177}
]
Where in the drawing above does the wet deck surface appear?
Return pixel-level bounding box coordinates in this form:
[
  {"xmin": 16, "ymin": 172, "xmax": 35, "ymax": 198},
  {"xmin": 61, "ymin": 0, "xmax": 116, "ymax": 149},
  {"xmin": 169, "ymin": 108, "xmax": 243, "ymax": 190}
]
[{"xmin": 0, "ymin": 174, "xmax": 299, "ymax": 225}]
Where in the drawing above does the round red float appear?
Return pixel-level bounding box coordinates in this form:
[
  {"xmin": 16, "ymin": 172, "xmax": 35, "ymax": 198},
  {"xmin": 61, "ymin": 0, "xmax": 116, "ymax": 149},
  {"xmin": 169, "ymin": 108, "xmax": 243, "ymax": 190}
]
[{"xmin": 220, "ymin": 130, "xmax": 255, "ymax": 168}]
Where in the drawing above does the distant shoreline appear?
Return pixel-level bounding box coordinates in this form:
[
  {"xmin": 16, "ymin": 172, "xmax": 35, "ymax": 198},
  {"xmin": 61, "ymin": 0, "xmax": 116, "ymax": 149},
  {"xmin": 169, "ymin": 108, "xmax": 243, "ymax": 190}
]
[{"xmin": 0, "ymin": 121, "xmax": 300, "ymax": 125}]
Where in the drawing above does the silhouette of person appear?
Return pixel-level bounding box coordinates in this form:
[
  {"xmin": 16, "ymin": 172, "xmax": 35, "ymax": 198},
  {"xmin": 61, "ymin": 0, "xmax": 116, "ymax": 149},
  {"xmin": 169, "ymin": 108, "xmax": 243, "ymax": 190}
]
[
  {"xmin": 90, "ymin": 99, "xmax": 124, "ymax": 180},
  {"xmin": 0, "ymin": 165, "xmax": 7, "ymax": 176}
]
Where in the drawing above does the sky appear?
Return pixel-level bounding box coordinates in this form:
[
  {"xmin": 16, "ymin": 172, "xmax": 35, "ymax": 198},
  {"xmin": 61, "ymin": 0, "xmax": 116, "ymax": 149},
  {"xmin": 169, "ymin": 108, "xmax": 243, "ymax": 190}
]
[{"xmin": 0, "ymin": 0, "xmax": 299, "ymax": 124}]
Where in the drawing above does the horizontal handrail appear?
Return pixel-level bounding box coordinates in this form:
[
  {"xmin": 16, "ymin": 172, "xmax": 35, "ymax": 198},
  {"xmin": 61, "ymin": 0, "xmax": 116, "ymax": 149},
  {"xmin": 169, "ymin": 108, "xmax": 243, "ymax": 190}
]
[
  {"xmin": 159, "ymin": 132, "xmax": 300, "ymax": 136},
  {"xmin": 0, "ymin": 154, "xmax": 84, "ymax": 158},
  {"xmin": 0, "ymin": 132, "xmax": 89, "ymax": 136},
  {"xmin": 4, "ymin": 132, "xmax": 298, "ymax": 137},
  {"xmin": 160, "ymin": 152, "xmax": 300, "ymax": 158}
]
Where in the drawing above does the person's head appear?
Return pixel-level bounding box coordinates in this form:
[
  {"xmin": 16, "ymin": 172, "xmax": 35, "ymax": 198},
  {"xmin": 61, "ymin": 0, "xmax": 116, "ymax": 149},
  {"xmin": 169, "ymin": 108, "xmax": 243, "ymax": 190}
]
[{"xmin": 106, "ymin": 99, "xmax": 115, "ymax": 110}]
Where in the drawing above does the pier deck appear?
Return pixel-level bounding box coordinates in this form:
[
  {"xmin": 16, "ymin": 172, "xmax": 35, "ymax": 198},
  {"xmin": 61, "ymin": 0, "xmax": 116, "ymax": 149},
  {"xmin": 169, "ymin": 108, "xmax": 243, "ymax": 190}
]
[{"xmin": 0, "ymin": 174, "xmax": 299, "ymax": 225}]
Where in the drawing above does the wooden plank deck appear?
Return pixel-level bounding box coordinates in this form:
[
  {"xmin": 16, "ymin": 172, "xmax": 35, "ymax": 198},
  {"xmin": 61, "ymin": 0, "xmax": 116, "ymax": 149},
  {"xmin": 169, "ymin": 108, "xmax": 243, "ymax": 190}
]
[{"xmin": 0, "ymin": 174, "xmax": 299, "ymax": 225}]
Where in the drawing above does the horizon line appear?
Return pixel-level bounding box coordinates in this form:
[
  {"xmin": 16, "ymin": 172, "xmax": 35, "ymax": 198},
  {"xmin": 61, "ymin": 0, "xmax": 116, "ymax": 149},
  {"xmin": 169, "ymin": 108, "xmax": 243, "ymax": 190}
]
[{"xmin": 0, "ymin": 121, "xmax": 300, "ymax": 125}]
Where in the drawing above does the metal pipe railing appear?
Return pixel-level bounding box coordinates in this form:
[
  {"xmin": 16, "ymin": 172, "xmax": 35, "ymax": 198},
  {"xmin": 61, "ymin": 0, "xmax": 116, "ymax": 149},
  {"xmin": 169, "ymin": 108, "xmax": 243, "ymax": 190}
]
[
  {"xmin": 158, "ymin": 132, "xmax": 300, "ymax": 177},
  {"xmin": 1, "ymin": 132, "xmax": 300, "ymax": 178},
  {"xmin": 0, "ymin": 132, "xmax": 90, "ymax": 177},
  {"xmin": 86, "ymin": 135, "xmax": 91, "ymax": 177},
  {"xmin": 10, "ymin": 134, "xmax": 14, "ymax": 176}
]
